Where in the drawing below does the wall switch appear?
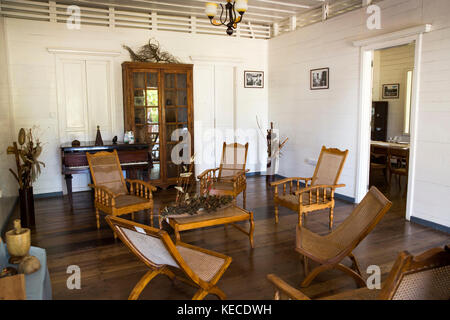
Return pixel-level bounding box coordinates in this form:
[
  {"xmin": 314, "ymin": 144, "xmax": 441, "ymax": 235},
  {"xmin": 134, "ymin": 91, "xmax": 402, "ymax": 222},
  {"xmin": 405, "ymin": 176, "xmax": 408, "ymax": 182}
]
[{"xmin": 306, "ymin": 158, "xmax": 317, "ymax": 166}]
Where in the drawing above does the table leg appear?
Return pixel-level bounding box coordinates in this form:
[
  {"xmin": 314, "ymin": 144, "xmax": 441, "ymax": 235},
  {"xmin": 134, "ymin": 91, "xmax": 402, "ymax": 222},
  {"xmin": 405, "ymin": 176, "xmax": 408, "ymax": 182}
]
[
  {"xmin": 65, "ymin": 174, "xmax": 73, "ymax": 210},
  {"xmin": 249, "ymin": 212, "xmax": 255, "ymax": 248}
]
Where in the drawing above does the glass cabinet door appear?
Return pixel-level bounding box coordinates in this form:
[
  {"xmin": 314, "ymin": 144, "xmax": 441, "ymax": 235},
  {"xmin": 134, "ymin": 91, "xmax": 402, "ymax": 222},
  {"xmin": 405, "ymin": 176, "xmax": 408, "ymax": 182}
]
[
  {"xmin": 163, "ymin": 72, "xmax": 190, "ymax": 179},
  {"xmin": 132, "ymin": 71, "xmax": 161, "ymax": 180}
]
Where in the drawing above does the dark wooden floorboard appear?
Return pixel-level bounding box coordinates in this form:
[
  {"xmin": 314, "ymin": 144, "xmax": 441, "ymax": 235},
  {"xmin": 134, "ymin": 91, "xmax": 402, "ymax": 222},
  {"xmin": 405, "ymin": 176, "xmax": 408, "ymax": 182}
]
[{"xmin": 10, "ymin": 175, "xmax": 448, "ymax": 300}]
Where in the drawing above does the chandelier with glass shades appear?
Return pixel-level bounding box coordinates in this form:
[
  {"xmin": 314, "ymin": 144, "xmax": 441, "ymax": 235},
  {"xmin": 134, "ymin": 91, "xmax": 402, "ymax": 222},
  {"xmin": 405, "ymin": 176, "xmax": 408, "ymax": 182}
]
[{"xmin": 205, "ymin": 0, "xmax": 248, "ymax": 36}]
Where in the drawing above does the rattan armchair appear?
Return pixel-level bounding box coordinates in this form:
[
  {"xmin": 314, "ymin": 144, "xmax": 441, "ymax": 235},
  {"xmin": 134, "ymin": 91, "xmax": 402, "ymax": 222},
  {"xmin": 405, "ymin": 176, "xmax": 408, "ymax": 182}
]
[
  {"xmin": 198, "ymin": 142, "xmax": 249, "ymax": 208},
  {"xmin": 296, "ymin": 186, "xmax": 392, "ymax": 287},
  {"xmin": 267, "ymin": 244, "xmax": 450, "ymax": 300},
  {"xmin": 106, "ymin": 216, "xmax": 232, "ymax": 300},
  {"xmin": 270, "ymin": 146, "xmax": 348, "ymax": 228},
  {"xmin": 86, "ymin": 150, "xmax": 156, "ymax": 237}
]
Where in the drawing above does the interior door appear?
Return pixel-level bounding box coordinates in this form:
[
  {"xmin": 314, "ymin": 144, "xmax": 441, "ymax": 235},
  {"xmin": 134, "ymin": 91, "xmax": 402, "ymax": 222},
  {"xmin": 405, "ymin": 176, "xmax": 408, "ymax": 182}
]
[
  {"xmin": 56, "ymin": 56, "xmax": 115, "ymax": 192},
  {"xmin": 193, "ymin": 64, "xmax": 235, "ymax": 173},
  {"xmin": 214, "ymin": 65, "xmax": 235, "ymax": 167}
]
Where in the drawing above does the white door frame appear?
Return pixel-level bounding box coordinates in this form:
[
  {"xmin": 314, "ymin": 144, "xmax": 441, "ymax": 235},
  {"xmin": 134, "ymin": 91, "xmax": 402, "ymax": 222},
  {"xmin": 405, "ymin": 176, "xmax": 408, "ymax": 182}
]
[{"xmin": 354, "ymin": 25, "xmax": 431, "ymax": 221}]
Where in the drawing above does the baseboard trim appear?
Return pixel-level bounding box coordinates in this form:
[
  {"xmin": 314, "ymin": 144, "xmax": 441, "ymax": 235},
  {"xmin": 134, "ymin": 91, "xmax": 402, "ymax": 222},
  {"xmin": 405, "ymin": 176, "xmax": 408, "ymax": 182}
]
[
  {"xmin": 410, "ymin": 216, "xmax": 449, "ymax": 234},
  {"xmin": 35, "ymin": 191, "xmax": 64, "ymax": 199},
  {"xmin": 246, "ymin": 171, "xmax": 263, "ymax": 177}
]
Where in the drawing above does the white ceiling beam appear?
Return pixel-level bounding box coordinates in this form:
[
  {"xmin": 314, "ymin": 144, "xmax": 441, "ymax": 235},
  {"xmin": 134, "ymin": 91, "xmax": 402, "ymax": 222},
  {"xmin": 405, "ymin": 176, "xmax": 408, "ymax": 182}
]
[
  {"xmin": 129, "ymin": 0, "xmax": 286, "ymax": 20},
  {"xmin": 189, "ymin": 0, "xmax": 298, "ymax": 15},
  {"xmin": 71, "ymin": 0, "xmax": 278, "ymax": 24},
  {"xmin": 252, "ymin": 0, "xmax": 311, "ymax": 9}
]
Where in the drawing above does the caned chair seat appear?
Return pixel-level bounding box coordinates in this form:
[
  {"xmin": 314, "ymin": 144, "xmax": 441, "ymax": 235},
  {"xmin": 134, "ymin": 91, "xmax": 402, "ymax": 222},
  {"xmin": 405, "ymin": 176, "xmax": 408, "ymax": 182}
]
[
  {"xmin": 277, "ymin": 193, "xmax": 332, "ymax": 208},
  {"xmin": 296, "ymin": 227, "xmax": 343, "ymax": 262},
  {"xmin": 198, "ymin": 142, "xmax": 249, "ymax": 208},
  {"xmin": 114, "ymin": 194, "xmax": 151, "ymax": 208},
  {"xmin": 106, "ymin": 216, "xmax": 232, "ymax": 300},
  {"xmin": 267, "ymin": 244, "xmax": 450, "ymax": 300},
  {"xmin": 392, "ymin": 265, "xmax": 450, "ymax": 300},
  {"xmin": 176, "ymin": 245, "xmax": 226, "ymax": 282},
  {"xmin": 210, "ymin": 181, "xmax": 235, "ymax": 192},
  {"xmin": 86, "ymin": 150, "xmax": 156, "ymax": 236},
  {"xmin": 271, "ymin": 146, "xmax": 348, "ymax": 228},
  {"xmin": 294, "ymin": 187, "xmax": 392, "ymax": 287}
]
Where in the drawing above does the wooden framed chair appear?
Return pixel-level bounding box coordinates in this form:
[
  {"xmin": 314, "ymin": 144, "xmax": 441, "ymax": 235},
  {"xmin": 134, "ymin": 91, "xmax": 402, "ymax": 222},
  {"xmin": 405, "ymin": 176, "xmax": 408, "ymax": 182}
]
[
  {"xmin": 388, "ymin": 147, "xmax": 409, "ymax": 194},
  {"xmin": 370, "ymin": 145, "xmax": 388, "ymax": 185},
  {"xmin": 270, "ymin": 146, "xmax": 348, "ymax": 228},
  {"xmin": 105, "ymin": 215, "xmax": 232, "ymax": 300},
  {"xmin": 296, "ymin": 186, "xmax": 392, "ymax": 287},
  {"xmin": 267, "ymin": 244, "xmax": 450, "ymax": 300},
  {"xmin": 198, "ymin": 142, "xmax": 249, "ymax": 208},
  {"xmin": 86, "ymin": 150, "xmax": 157, "ymax": 236}
]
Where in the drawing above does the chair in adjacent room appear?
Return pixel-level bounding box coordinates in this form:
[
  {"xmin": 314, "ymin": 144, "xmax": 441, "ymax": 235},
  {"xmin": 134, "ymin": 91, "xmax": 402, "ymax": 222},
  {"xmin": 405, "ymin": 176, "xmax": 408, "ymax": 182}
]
[
  {"xmin": 387, "ymin": 147, "xmax": 409, "ymax": 195},
  {"xmin": 369, "ymin": 145, "xmax": 388, "ymax": 185},
  {"xmin": 267, "ymin": 244, "xmax": 450, "ymax": 300},
  {"xmin": 105, "ymin": 215, "xmax": 232, "ymax": 300},
  {"xmin": 270, "ymin": 146, "xmax": 348, "ymax": 228},
  {"xmin": 197, "ymin": 142, "xmax": 249, "ymax": 208},
  {"xmin": 86, "ymin": 150, "xmax": 157, "ymax": 236},
  {"xmin": 295, "ymin": 186, "xmax": 392, "ymax": 287}
]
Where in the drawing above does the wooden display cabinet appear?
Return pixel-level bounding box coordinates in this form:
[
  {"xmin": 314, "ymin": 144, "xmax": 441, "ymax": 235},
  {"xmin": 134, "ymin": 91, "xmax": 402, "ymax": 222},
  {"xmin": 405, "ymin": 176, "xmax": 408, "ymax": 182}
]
[{"xmin": 122, "ymin": 62, "xmax": 194, "ymax": 188}]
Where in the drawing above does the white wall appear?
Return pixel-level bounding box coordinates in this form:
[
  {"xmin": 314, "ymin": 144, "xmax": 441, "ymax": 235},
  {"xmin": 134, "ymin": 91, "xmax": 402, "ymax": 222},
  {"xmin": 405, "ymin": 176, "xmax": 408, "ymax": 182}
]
[
  {"xmin": 372, "ymin": 44, "xmax": 415, "ymax": 140},
  {"xmin": 3, "ymin": 18, "xmax": 268, "ymax": 194},
  {"xmin": 268, "ymin": 0, "xmax": 450, "ymax": 227},
  {"xmin": 0, "ymin": 17, "xmax": 16, "ymax": 198}
]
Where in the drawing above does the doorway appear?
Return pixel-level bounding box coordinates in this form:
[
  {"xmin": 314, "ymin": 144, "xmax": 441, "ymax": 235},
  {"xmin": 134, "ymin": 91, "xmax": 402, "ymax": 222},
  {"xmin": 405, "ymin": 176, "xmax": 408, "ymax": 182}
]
[
  {"xmin": 369, "ymin": 43, "xmax": 415, "ymax": 216},
  {"xmin": 354, "ymin": 25, "xmax": 430, "ymax": 220}
]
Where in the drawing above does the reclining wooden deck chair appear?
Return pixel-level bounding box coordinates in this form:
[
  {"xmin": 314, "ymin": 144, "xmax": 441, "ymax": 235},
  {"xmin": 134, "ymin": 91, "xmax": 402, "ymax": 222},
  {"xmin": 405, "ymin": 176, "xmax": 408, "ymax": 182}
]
[
  {"xmin": 198, "ymin": 142, "xmax": 249, "ymax": 208},
  {"xmin": 86, "ymin": 150, "xmax": 156, "ymax": 236},
  {"xmin": 296, "ymin": 186, "xmax": 392, "ymax": 287},
  {"xmin": 105, "ymin": 216, "xmax": 232, "ymax": 300},
  {"xmin": 267, "ymin": 244, "xmax": 450, "ymax": 300},
  {"xmin": 270, "ymin": 146, "xmax": 348, "ymax": 228}
]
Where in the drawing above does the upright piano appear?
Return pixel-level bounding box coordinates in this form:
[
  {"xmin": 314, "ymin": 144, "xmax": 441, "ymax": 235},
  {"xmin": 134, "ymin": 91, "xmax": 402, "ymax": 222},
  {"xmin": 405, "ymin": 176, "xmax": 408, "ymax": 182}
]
[{"xmin": 61, "ymin": 141, "xmax": 150, "ymax": 208}]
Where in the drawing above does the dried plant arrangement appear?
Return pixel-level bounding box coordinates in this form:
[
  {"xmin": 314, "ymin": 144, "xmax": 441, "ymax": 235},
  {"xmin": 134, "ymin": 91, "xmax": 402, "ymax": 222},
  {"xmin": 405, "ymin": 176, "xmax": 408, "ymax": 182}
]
[
  {"xmin": 161, "ymin": 194, "xmax": 233, "ymax": 218},
  {"xmin": 162, "ymin": 153, "xmax": 233, "ymax": 217},
  {"xmin": 256, "ymin": 116, "xmax": 288, "ymax": 179},
  {"xmin": 123, "ymin": 38, "xmax": 180, "ymax": 63},
  {"xmin": 7, "ymin": 128, "xmax": 45, "ymax": 190}
]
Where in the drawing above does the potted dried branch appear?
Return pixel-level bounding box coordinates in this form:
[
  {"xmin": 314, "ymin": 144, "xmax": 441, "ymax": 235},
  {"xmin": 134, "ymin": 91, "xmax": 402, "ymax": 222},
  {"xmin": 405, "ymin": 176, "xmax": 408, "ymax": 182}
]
[
  {"xmin": 7, "ymin": 128, "xmax": 45, "ymax": 227},
  {"xmin": 256, "ymin": 117, "xmax": 288, "ymax": 184}
]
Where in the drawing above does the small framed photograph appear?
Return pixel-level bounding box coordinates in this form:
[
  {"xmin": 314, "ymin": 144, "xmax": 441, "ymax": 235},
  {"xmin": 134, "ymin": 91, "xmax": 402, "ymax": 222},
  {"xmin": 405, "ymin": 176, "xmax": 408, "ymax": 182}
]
[
  {"xmin": 382, "ymin": 83, "xmax": 400, "ymax": 99},
  {"xmin": 244, "ymin": 71, "xmax": 264, "ymax": 88},
  {"xmin": 310, "ymin": 67, "xmax": 329, "ymax": 90}
]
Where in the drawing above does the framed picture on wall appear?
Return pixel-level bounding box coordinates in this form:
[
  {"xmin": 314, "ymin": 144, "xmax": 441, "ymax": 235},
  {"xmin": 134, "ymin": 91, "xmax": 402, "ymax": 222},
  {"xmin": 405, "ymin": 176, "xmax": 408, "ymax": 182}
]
[
  {"xmin": 310, "ymin": 67, "xmax": 329, "ymax": 90},
  {"xmin": 382, "ymin": 83, "xmax": 400, "ymax": 99},
  {"xmin": 244, "ymin": 71, "xmax": 264, "ymax": 88}
]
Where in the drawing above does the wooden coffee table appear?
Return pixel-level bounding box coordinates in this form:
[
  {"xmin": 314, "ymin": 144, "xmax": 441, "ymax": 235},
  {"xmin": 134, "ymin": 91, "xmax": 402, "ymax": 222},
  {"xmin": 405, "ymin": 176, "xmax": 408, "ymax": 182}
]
[{"xmin": 160, "ymin": 205, "xmax": 255, "ymax": 248}]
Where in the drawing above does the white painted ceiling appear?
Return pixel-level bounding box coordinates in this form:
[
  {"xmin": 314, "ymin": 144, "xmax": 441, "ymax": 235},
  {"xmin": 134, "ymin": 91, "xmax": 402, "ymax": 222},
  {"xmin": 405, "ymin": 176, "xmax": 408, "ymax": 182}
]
[{"xmin": 64, "ymin": 0, "xmax": 331, "ymax": 25}]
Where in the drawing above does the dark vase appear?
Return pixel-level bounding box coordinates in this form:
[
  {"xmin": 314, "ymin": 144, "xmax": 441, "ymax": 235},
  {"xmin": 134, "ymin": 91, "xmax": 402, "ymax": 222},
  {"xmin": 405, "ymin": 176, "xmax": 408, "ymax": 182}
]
[{"xmin": 19, "ymin": 186, "xmax": 35, "ymax": 228}]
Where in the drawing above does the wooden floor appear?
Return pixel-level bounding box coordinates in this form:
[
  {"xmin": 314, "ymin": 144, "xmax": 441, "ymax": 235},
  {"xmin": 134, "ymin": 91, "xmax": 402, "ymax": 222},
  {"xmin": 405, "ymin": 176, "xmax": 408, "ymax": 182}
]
[{"xmin": 13, "ymin": 175, "xmax": 449, "ymax": 300}]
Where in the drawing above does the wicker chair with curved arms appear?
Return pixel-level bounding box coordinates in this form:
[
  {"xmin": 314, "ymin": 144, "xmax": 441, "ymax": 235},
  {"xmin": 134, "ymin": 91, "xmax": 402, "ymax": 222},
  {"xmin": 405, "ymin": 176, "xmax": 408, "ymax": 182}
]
[
  {"xmin": 267, "ymin": 244, "xmax": 450, "ymax": 300},
  {"xmin": 296, "ymin": 186, "xmax": 392, "ymax": 287},
  {"xmin": 86, "ymin": 150, "xmax": 157, "ymax": 237},
  {"xmin": 105, "ymin": 216, "xmax": 232, "ymax": 300},
  {"xmin": 198, "ymin": 142, "xmax": 249, "ymax": 208},
  {"xmin": 270, "ymin": 146, "xmax": 348, "ymax": 228}
]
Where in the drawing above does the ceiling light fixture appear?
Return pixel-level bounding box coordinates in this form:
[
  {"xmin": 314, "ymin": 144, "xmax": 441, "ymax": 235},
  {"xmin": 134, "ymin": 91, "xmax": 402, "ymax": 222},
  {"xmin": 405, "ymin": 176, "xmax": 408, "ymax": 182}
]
[{"xmin": 205, "ymin": 0, "xmax": 248, "ymax": 36}]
